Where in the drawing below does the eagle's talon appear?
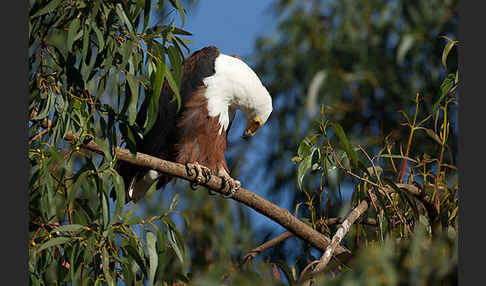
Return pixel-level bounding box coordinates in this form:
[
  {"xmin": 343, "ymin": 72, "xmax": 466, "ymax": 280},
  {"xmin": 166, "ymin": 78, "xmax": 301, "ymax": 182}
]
[
  {"xmin": 185, "ymin": 163, "xmax": 194, "ymax": 177},
  {"xmin": 222, "ymin": 178, "xmax": 240, "ymax": 198},
  {"xmin": 202, "ymin": 168, "xmax": 212, "ymax": 184},
  {"xmin": 219, "ymin": 176, "xmax": 227, "ymax": 192},
  {"xmin": 234, "ymin": 180, "xmax": 241, "ymax": 191},
  {"xmin": 189, "ymin": 162, "xmax": 212, "ymax": 185},
  {"xmin": 222, "ymin": 179, "xmax": 233, "ymax": 198},
  {"xmin": 186, "ymin": 163, "xmax": 200, "ymax": 189}
]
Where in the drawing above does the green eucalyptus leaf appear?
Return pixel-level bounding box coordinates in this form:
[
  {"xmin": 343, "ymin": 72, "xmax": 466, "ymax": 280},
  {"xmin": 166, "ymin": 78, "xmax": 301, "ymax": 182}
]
[
  {"xmin": 112, "ymin": 173, "xmax": 126, "ymax": 221},
  {"xmin": 297, "ymin": 152, "xmax": 312, "ymax": 190},
  {"xmin": 146, "ymin": 231, "xmax": 158, "ymax": 286},
  {"xmin": 31, "ymin": 0, "xmax": 63, "ymax": 18},
  {"xmin": 432, "ymin": 73, "xmax": 455, "ymax": 113},
  {"xmin": 126, "ymin": 73, "xmax": 140, "ymax": 125},
  {"xmin": 442, "ymin": 40, "xmax": 457, "ymax": 69},
  {"xmin": 144, "ymin": 58, "xmax": 165, "ymax": 134},
  {"xmin": 143, "ymin": 0, "xmax": 152, "ymax": 31},
  {"xmin": 102, "ymin": 247, "xmax": 115, "ymax": 286},
  {"xmin": 67, "ymin": 18, "xmax": 80, "ymax": 52},
  {"xmin": 82, "ymin": 22, "xmax": 91, "ymax": 64},
  {"xmin": 331, "ymin": 122, "xmax": 358, "ymax": 168},
  {"xmin": 52, "ymin": 224, "xmax": 84, "ymax": 233},
  {"xmin": 101, "ymin": 190, "xmax": 110, "ymax": 229},
  {"xmin": 163, "ymin": 63, "xmax": 181, "ymax": 111},
  {"xmin": 169, "ymin": 0, "xmax": 185, "ymax": 26},
  {"xmin": 92, "ymin": 25, "xmax": 105, "ymax": 52},
  {"xmin": 116, "ymin": 4, "xmax": 136, "ymax": 40},
  {"xmin": 168, "ymin": 228, "xmax": 185, "ymax": 265},
  {"xmin": 422, "ymin": 128, "xmax": 443, "ymax": 145},
  {"xmin": 125, "ymin": 244, "xmax": 148, "ymax": 277},
  {"xmin": 167, "ymin": 45, "xmax": 182, "ymax": 86},
  {"xmin": 37, "ymin": 237, "xmax": 72, "ymax": 252},
  {"xmin": 94, "ymin": 137, "xmax": 112, "ymax": 161},
  {"xmin": 297, "ymin": 134, "xmax": 317, "ymax": 158}
]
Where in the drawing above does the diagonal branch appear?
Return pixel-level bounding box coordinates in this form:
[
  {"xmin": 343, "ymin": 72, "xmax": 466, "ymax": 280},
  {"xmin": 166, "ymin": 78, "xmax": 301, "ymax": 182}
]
[
  {"xmin": 30, "ymin": 114, "xmax": 350, "ymax": 257},
  {"xmin": 94, "ymin": 136, "xmax": 351, "ymax": 255},
  {"xmin": 300, "ymin": 199, "xmax": 370, "ymax": 285},
  {"xmin": 243, "ymin": 232, "xmax": 294, "ymax": 263}
]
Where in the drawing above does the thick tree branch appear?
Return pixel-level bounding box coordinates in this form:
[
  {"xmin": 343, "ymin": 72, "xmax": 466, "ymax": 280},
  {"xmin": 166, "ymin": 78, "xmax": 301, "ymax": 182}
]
[
  {"xmin": 29, "ymin": 114, "xmax": 350, "ymax": 256},
  {"xmin": 108, "ymin": 141, "xmax": 351, "ymax": 255}
]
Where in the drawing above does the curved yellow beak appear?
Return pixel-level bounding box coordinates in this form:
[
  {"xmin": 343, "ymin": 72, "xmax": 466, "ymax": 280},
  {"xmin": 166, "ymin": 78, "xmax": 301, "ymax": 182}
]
[{"xmin": 242, "ymin": 117, "xmax": 263, "ymax": 139}]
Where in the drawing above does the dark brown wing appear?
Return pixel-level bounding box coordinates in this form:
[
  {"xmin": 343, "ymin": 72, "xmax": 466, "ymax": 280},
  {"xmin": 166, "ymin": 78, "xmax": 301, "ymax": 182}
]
[{"xmin": 114, "ymin": 46, "xmax": 221, "ymax": 201}]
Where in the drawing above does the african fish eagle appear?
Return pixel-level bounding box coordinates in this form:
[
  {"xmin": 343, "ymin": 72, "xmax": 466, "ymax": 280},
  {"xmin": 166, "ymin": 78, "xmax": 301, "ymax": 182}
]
[{"xmin": 116, "ymin": 46, "xmax": 273, "ymax": 202}]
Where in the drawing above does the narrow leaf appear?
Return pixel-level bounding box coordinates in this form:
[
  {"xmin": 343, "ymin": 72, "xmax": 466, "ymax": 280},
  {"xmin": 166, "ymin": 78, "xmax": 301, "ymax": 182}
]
[
  {"xmin": 331, "ymin": 122, "xmax": 358, "ymax": 168},
  {"xmin": 144, "ymin": 60, "xmax": 165, "ymax": 134},
  {"xmin": 93, "ymin": 25, "xmax": 105, "ymax": 52},
  {"xmin": 297, "ymin": 153, "xmax": 312, "ymax": 190},
  {"xmin": 442, "ymin": 40, "xmax": 457, "ymax": 69},
  {"xmin": 52, "ymin": 224, "xmax": 84, "ymax": 233},
  {"xmin": 126, "ymin": 73, "xmax": 140, "ymax": 125},
  {"xmin": 102, "ymin": 247, "xmax": 115, "ymax": 286},
  {"xmin": 168, "ymin": 228, "xmax": 184, "ymax": 264},
  {"xmin": 112, "ymin": 173, "xmax": 126, "ymax": 221},
  {"xmin": 169, "ymin": 0, "xmax": 185, "ymax": 26},
  {"xmin": 37, "ymin": 237, "xmax": 72, "ymax": 252},
  {"xmin": 82, "ymin": 22, "xmax": 90, "ymax": 64},
  {"xmin": 31, "ymin": 0, "xmax": 62, "ymax": 18},
  {"xmin": 143, "ymin": 0, "xmax": 152, "ymax": 31},
  {"xmin": 380, "ymin": 154, "xmax": 417, "ymax": 163},
  {"xmin": 101, "ymin": 191, "xmax": 110, "ymax": 229},
  {"xmin": 273, "ymin": 261, "xmax": 296, "ymax": 286},
  {"xmin": 422, "ymin": 128, "xmax": 443, "ymax": 145},
  {"xmin": 163, "ymin": 63, "xmax": 181, "ymax": 111},
  {"xmin": 125, "ymin": 245, "xmax": 148, "ymax": 276},
  {"xmin": 147, "ymin": 231, "xmax": 158, "ymax": 286},
  {"xmin": 432, "ymin": 73, "xmax": 455, "ymax": 113},
  {"xmin": 116, "ymin": 4, "xmax": 136, "ymax": 40},
  {"xmin": 67, "ymin": 18, "xmax": 80, "ymax": 53}
]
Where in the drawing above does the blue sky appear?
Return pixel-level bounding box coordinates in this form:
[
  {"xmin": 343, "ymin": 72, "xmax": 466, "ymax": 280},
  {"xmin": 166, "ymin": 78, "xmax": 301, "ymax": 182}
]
[{"xmin": 181, "ymin": 1, "xmax": 276, "ymax": 60}]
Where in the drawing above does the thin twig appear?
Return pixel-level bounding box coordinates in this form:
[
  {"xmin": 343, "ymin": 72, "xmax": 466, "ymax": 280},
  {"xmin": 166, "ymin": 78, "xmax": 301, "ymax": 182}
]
[
  {"xmin": 243, "ymin": 232, "xmax": 294, "ymax": 263},
  {"xmin": 29, "ymin": 128, "xmax": 49, "ymax": 144},
  {"xmin": 301, "ymin": 199, "xmax": 370, "ymax": 285}
]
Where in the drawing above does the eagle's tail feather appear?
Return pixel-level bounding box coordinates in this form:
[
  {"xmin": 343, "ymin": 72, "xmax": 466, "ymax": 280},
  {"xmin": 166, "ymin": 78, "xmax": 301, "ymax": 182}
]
[{"xmin": 127, "ymin": 170, "xmax": 161, "ymax": 202}]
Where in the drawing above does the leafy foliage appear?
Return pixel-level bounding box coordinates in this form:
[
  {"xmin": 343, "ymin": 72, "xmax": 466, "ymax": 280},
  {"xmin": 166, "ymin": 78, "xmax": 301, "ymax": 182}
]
[
  {"xmin": 320, "ymin": 227, "xmax": 457, "ymax": 286},
  {"xmin": 244, "ymin": 0, "xmax": 458, "ymax": 200},
  {"xmin": 29, "ymin": 0, "xmax": 195, "ymax": 284},
  {"xmin": 276, "ymin": 36, "xmax": 459, "ymax": 285}
]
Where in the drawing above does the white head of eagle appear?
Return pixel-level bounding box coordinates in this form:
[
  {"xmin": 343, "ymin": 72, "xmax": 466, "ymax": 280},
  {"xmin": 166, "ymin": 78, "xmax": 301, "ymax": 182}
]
[
  {"xmin": 115, "ymin": 46, "xmax": 273, "ymax": 202},
  {"xmin": 203, "ymin": 53, "xmax": 273, "ymax": 137}
]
